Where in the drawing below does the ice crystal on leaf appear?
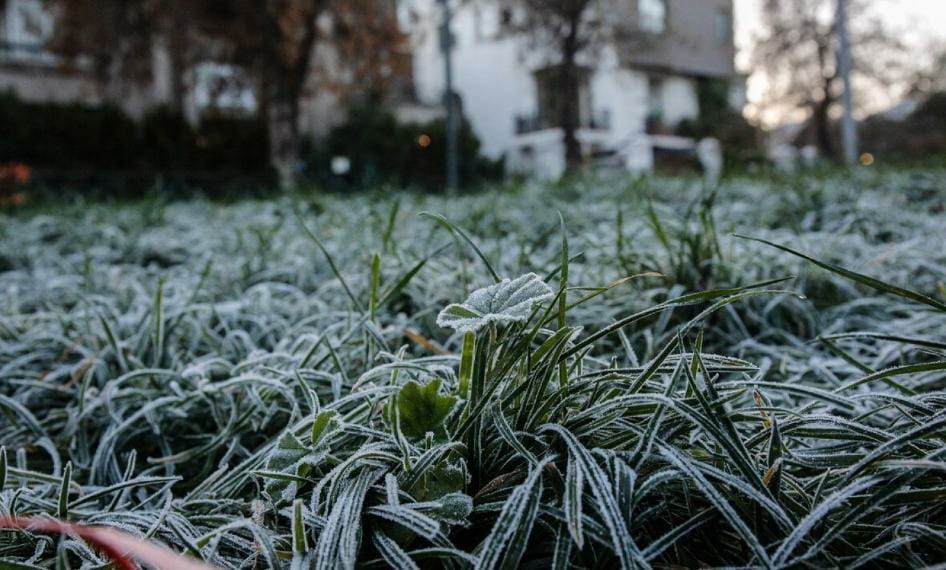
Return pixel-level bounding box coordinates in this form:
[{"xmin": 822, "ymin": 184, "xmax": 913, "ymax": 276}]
[{"xmin": 436, "ymin": 273, "xmax": 554, "ymax": 332}]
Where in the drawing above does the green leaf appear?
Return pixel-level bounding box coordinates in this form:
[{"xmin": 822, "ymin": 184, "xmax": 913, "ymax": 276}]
[
  {"xmin": 0, "ymin": 447, "xmax": 7, "ymax": 491},
  {"xmin": 772, "ymin": 477, "xmax": 880, "ymax": 566},
  {"xmin": 386, "ymin": 379, "xmax": 457, "ymax": 440},
  {"xmin": 437, "ymin": 273, "xmax": 554, "ymax": 332},
  {"xmin": 564, "ymin": 456, "xmax": 584, "ymax": 549},
  {"xmin": 311, "ymin": 409, "xmax": 339, "ymax": 447},
  {"xmin": 315, "ymin": 469, "xmax": 378, "ymax": 569},
  {"xmin": 261, "ymin": 431, "xmax": 320, "ymax": 503},
  {"xmin": 735, "ymin": 234, "xmax": 946, "ymax": 312},
  {"xmin": 458, "ymin": 331, "xmax": 476, "ymax": 399},
  {"xmin": 541, "ymin": 424, "xmax": 646, "ymax": 569},
  {"xmin": 295, "ymin": 209, "xmax": 365, "ymax": 312},
  {"xmin": 412, "ymin": 459, "xmax": 469, "ymax": 501},
  {"xmin": 428, "ymin": 492, "xmax": 474, "ymax": 526},
  {"xmin": 478, "ymin": 458, "xmax": 549, "ymax": 569},
  {"xmin": 293, "ymin": 498, "xmax": 308, "ymax": 556},
  {"xmin": 373, "ymin": 530, "xmax": 420, "ymax": 570},
  {"xmin": 58, "ymin": 462, "xmax": 72, "ymax": 520},
  {"xmin": 660, "ymin": 444, "xmax": 773, "ymax": 567},
  {"xmin": 369, "ymin": 252, "xmax": 381, "ymax": 320},
  {"xmin": 420, "ymin": 211, "xmax": 501, "ymax": 282}
]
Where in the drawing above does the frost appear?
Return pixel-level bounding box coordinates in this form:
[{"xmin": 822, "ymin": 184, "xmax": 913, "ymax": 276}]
[
  {"xmin": 436, "ymin": 273, "xmax": 554, "ymax": 332},
  {"xmin": 1, "ymin": 170, "xmax": 945, "ymax": 568}
]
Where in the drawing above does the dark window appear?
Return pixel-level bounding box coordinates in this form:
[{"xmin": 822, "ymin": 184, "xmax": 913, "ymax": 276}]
[
  {"xmin": 515, "ymin": 66, "xmax": 608, "ymax": 134},
  {"xmin": 535, "ymin": 66, "xmax": 591, "ymax": 129},
  {"xmin": 500, "ymin": 7, "xmax": 513, "ymax": 27},
  {"xmin": 716, "ymin": 10, "xmax": 731, "ymax": 42},
  {"xmin": 648, "ymin": 75, "xmax": 664, "ymax": 120}
]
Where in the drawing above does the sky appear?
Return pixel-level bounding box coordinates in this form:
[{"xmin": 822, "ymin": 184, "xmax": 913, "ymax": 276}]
[{"xmin": 733, "ymin": 0, "xmax": 946, "ymax": 127}]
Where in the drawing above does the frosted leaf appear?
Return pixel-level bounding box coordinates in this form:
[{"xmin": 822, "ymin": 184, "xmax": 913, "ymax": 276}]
[
  {"xmin": 436, "ymin": 273, "xmax": 554, "ymax": 332},
  {"xmin": 260, "ymin": 431, "xmax": 324, "ymax": 503}
]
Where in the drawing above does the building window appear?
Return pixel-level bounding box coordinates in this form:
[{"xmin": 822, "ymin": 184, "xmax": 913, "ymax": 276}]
[
  {"xmin": 638, "ymin": 0, "xmax": 667, "ymax": 34},
  {"xmin": 193, "ymin": 63, "xmax": 258, "ymax": 117},
  {"xmin": 8, "ymin": 0, "xmax": 50, "ymax": 46},
  {"xmin": 536, "ymin": 66, "xmax": 590, "ymax": 130},
  {"xmin": 475, "ymin": 6, "xmax": 515, "ymax": 41},
  {"xmin": 500, "ymin": 7, "xmax": 513, "ymax": 28},
  {"xmin": 646, "ymin": 75, "xmax": 665, "ymax": 133},
  {"xmin": 715, "ymin": 9, "xmax": 731, "ymax": 42},
  {"xmin": 1, "ymin": 0, "xmax": 54, "ymax": 61},
  {"xmin": 515, "ymin": 65, "xmax": 604, "ymax": 134},
  {"xmin": 647, "ymin": 76, "xmax": 664, "ymax": 118}
]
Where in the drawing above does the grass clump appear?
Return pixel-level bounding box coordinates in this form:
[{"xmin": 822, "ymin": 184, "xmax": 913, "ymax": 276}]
[{"xmin": 1, "ymin": 169, "xmax": 945, "ymax": 568}]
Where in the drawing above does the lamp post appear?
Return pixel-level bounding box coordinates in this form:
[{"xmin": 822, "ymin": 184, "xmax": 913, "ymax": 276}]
[
  {"xmin": 439, "ymin": 0, "xmax": 459, "ymax": 189},
  {"xmin": 836, "ymin": 0, "xmax": 858, "ymax": 165}
]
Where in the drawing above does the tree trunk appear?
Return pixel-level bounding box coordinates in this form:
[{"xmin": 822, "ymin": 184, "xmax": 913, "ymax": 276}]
[
  {"xmin": 560, "ymin": 14, "xmax": 583, "ymax": 173},
  {"xmin": 266, "ymin": 87, "xmax": 301, "ymax": 190},
  {"xmin": 813, "ymin": 38, "xmax": 836, "ymax": 159},
  {"xmin": 258, "ymin": 2, "xmax": 322, "ymax": 190},
  {"xmin": 813, "ymin": 94, "xmax": 834, "ymax": 159},
  {"xmin": 167, "ymin": 37, "xmax": 187, "ymax": 115}
]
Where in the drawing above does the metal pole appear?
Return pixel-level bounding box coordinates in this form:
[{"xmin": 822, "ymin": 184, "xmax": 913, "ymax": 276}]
[
  {"xmin": 836, "ymin": 0, "xmax": 858, "ymax": 164},
  {"xmin": 439, "ymin": 0, "xmax": 459, "ymax": 189}
]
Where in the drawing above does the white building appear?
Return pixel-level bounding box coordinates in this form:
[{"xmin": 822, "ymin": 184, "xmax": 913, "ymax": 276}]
[{"xmin": 403, "ymin": 0, "xmax": 744, "ymax": 178}]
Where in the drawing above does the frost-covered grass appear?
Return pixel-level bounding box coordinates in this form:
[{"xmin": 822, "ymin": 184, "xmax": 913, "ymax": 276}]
[{"xmin": 1, "ymin": 168, "xmax": 945, "ymax": 568}]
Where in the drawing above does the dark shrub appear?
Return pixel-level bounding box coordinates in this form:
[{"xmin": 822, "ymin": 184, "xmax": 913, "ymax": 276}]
[
  {"xmin": 0, "ymin": 92, "xmax": 272, "ymax": 194},
  {"xmin": 140, "ymin": 106, "xmax": 198, "ymax": 171},
  {"xmin": 0, "ymin": 91, "xmax": 138, "ymax": 170},
  {"xmin": 851, "ymin": 92, "xmax": 946, "ymax": 164},
  {"xmin": 194, "ymin": 115, "xmax": 270, "ymax": 175},
  {"xmin": 314, "ymin": 104, "xmax": 504, "ymax": 191}
]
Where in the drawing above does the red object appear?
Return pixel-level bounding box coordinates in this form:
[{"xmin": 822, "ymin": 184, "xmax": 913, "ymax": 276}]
[
  {"xmin": 12, "ymin": 164, "xmax": 31, "ymax": 184},
  {"xmin": 0, "ymin": 162, "xmax": 31, "ymax": 184},
  {"xmin": 0, "ymin": 516, "xmax": 215, "ymax": 570},
  {"xmin": 0, "ymin": 517, "xmax": 136, "ymax": 570}
]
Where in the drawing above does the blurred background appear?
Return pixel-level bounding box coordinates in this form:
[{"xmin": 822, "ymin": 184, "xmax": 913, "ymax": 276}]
[{"xmin": 0, "ymin": 0, "xmax": 944, "ymax": 199}]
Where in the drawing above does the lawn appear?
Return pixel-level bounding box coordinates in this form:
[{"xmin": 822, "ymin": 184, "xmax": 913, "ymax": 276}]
[{"xmin": 1, "ymin": 168, "xmax": 945, "ymax": 568}]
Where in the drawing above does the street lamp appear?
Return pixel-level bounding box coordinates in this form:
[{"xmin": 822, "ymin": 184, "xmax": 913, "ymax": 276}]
[
  {"xmin": 438, "ymin": 0, "xmax": 460, "ymax": 189},
  {"xmin": 836, "ymin": 0, "xmax": 858, "ymax": 165}
]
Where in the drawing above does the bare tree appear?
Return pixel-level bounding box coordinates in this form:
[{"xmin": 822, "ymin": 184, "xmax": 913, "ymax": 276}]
[
  {"xmin": 910, "ymin": 41, "xmax": 946, "ymax": 96},
  {"xmin": 752, "ymin": 0, "xmax": 904, "ymax": 157},
  {"xmin": 48, "ymin": 1, "xmax": 196, "ymax": 112},
  {"xmin": 47, "ymin": 0, "xmax": 407, "ymax": 188},
  {"xmin": 502, "ymin": 0, "xmax": 647, "ymax": 172},
  {"xmin": 208, "ymin": 1, "xmax": 329, "ymax": 187},
  {"xmin": 211, "ymin": 0, "xmax": 408, "ymax": 187}
]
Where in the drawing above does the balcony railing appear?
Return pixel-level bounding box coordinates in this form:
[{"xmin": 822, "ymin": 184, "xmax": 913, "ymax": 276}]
[
  {"xmin": 515, "ymin": 109, "xmax": 611, "ymax": 135},
  {"xmin": 0, "ymin": 39, "xmax": 57, "ymax": 65}
]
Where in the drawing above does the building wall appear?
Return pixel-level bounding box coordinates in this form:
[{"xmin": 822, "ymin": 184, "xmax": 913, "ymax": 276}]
[
  {"xmin": 411, "ymin": 0, "xmax": 529, "ymax": 159},
  {"xmin": 451, "ymin": 26, "xmax": 533, "ymax": 158},
  {"xmin": 0, "ymin": 0, "xmax": 169, "ymax": 118},
  {"xmin": 509, "ymin": 63, "xmax": 652, "ymax": 179},
  {"xmin": 591, "ymin": 63, "xmax": 653, "ymax": 171},
  {"xmin": 0, "ymin": 0, "xmax": 99, "ymax": 105},
  {"xmin": 622, "ymin": 0, "xmax": 736, "ymax": 78},
  {"xmin": 0, "ymin": 64, "xmax": 101, "ymax": 104},
  {"xmin": 408, "ymin": 0, "xmax": 714, "ymax": 176}
]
